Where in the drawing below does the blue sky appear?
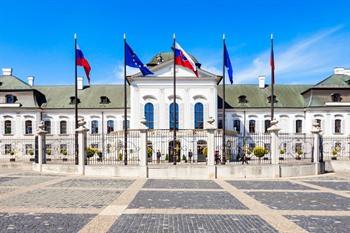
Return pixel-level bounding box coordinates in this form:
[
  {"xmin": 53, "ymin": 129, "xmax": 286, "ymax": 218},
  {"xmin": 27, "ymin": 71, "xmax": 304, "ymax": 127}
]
[{"xmin": 0, "ymin": 0, "xmax": 350, "ymax": 85}]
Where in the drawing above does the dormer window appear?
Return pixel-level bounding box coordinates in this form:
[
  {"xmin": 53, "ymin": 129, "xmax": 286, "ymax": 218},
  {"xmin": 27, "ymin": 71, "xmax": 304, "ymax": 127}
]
[
  {"xmin": 267, "ymin": 95, "xmax": 277, "ymax": 103},
  {"xmin": 5, "ymin": 95, "xmax": 16, "ymax": 104},
  {"xmin": 331, "ymin": 93, "xmax": 341, "ymax": 102},
  {"xmin": 69, "ymin": 96, "xmax": 80, "ymax": 104},
  {"xmin": 238, "ymin": 95, "xmax": 248, "ymax": 103},
  {"xmin": 100, "ymin": 96, "xmax": 110, "ymax": 104}
]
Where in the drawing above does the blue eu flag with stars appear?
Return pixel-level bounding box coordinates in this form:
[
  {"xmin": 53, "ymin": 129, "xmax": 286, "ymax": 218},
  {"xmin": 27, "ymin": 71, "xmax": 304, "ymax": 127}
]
[
  {"xmin": 125, "ymin": 42, "xmax": 153, "ymax": 76},
  {"xmin": 224, "ymin": 43, "xmax": 233, "ymax": 84}
]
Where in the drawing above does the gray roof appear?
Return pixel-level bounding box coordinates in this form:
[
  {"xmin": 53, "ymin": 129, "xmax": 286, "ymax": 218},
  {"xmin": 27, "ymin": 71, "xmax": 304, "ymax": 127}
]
[
  {"xmin": 0, "ymin": 75, "xmax": 33, "ymax": 90},
  {"xmin": 313, "ymin": 74, "xmax": 350, "ymax": 88}
]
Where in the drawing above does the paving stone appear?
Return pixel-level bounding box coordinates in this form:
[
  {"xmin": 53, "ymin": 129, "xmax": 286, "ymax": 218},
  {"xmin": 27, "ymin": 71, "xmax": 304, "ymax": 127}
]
[
  {"xmin": 128, "ymin": 191, "xmax": 247, "ymax": 209},
  {"xmin": 0, "ymin": 188, "xmax": 15, "ymax": 195},
  {"xmin": 50, "ymin": 179, "xmax": 134, "ymax": 189},
  {"xmin": 0, "ymin": 189, "xmax": 121, "ymax": 209},
  {"xmin": 108, "ymin": 214, "xmax": 278, "ymax": 233},
  {"xmin": 0, "ymin": 177, "xmax": 53, "ymax": 187},
  {"xmin": 246, "ymin": 191, "xmax": 350, "ymax": 210},
  {"xmin": 0, "ymin": 212, "xmax": 95, "ymax": 233},
  {"xmin": 143, "ymin": 179, "xmax": 222, "ymax": 189},
  {"xmin": 305, "ymin": 181, "xmax": 350, "ymax": 191},
  {"xmin": 286, "ymin": 215, "xmax": 350, "ymax": 233},
  {"xmin": 8, "ymin": 172, "xmax": 63, "ymax": 177},
  {"xmin": 227, "ymin": 180, "xmax": 314, "ymax": 190}
]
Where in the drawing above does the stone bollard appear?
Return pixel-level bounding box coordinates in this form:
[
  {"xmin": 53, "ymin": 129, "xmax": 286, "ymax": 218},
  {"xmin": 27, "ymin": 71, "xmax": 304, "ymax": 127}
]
[
  {"xmin": 139, "ymin": 118, "xmax": 148, "ymax": 177},
  {"xmin": 267, "ymin": 119, "xmax": 280, "ymax": 178},
  {"xmin": 311, "ymin": 120, "xmax": 322, "ymax": 175},
  {"xmin": 207, "ymin": 128, "xmax": 216, "ymax": 178},
  {"xmin": 76, "ymin": 119, "xmax": 89, "ymax": 175},
  {"xmin": 36, "ymin": 121, "xmax": 48, "ymax": 172}
]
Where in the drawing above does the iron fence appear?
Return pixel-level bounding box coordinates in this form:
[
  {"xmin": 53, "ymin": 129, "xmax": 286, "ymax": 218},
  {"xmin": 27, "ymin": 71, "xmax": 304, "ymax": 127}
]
[
  {"xmin": 45, "ymin": 134, "xmax": 76, "ymax": 164},
  {"xmin": 278, "ymin": 133, "xmax": 313, "ymax": 164},
  {"xmin": 0, "ymin": 136, "xmax": 36, "ymax": 162},
  {"xmin": 146, "ymin": 129, "xmax": 208, "ymax": 164},
  {"xmin": 321, "ymin": 135, "xmax": 350, "ymax": 161}
]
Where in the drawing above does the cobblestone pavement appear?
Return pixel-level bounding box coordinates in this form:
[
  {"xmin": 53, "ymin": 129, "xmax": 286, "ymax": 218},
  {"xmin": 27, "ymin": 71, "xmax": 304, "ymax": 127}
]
[{"xmin": 0, "ymin": 168, "xmax": 349, "ymax": 232}]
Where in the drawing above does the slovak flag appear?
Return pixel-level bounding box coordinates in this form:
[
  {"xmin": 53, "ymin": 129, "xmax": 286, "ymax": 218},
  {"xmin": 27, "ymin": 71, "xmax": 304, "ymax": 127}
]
[
  {"xmin": 174, "ymin": 42, "xmax": 198, "ymax": 77},
  {"xmin": 76, "ymin": 45, "xmax": 91, "ymax": 84}
]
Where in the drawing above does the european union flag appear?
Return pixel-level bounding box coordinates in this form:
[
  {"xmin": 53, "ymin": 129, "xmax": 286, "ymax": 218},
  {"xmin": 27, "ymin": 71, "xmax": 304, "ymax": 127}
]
[
  {"xmin": 125, "ymin": 42, "xmax": 153, "ymax": 76},
  {"xmin": 224, "ymin": 43, "xmax": 233, "ymax": 84}
]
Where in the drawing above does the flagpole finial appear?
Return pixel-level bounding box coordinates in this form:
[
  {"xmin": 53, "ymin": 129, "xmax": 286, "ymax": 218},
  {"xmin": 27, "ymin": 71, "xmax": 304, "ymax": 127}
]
[
  {"xmin": 271, "ymin": 33, "xmax": 274, "ymax": 40},
  {"xmin": 173, "ymin": 33, "xmax": 176, "ymax": 40},
  {"xmin": 223, "ymin": 34, "xmax": 225, "ymax": 40},
  {"xmin": 123, "ymin": 33, "xmax": 126, "ymax": 40},
  {"xmin": 74, "ymin": 33, "xmax": 77, "ymax": 39}
]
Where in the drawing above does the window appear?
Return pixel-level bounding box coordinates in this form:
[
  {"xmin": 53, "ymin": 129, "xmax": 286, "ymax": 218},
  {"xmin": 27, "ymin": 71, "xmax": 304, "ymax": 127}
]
[
  {"xmin": 335, "ymin": 119, "xmax": 342, "ymax": 133},
  {"xmin": 144, "ymin": 103, "xmax": 154, "ymax": 129},
  {"xmin": 296, "ymin": 120, "xmax": 302, "ymax": 133},
  {"xmin": 264, "ymin": 120, "xmax": 271, "ymax": 133},
  {"xmin": 44, "ymin": 120, "xmax": 51, "ymax": 134},
  {"xmin": 194, "ymin": 103, "xmax": 204, "ymax": 129},
  {"xmin": 60, "ymin": 121, "xmax": 67, "ymax": 135},
  {"xmin": 4, "ymin": 120, "xmax": 11, "ymax": 135},
  {"xmin": 69, "ymin": 96, "xmax": 80, "ymax": 104},
  {"xmin": 5, "ymin": 144, "xmax": 12, "ymax": 154},
  {"xmin": 91, "ymin": 120, "xmax": 99, "ymax": 134},
  {"xmin": 331, "ymin": 93, "xmax": 341, "ymax": 102},
  {"xmin": 25, "ymin": 120, "xmax": 32, "ymax": 135},
  {"xmin": 267, "ymin": 95, "xmax": 277, "ymax": 103},
  {"xmin": 100, "ymin": 96, "xmax": 110, "ymax": 104},
  {"xmin": 107, "ymin": 120, "xmax": 114, "ymax": 133},
  {"xmin": 5, "ymin": 95, "xmax": 16, "ymax": 104},
  {"xmin": 123, "ymin": 120, "xmax": 130, "ymax": 129},
  {"xmin": 249, "ymin": 120, "xmax": 256, "ymax": 133},
  {"xmin": 238, "ymin": 95, "xmax": 247, "ymax": 103},
  {"xmin": 25, "ymin": 144, "xmax": 33, "ymax": 155},
  {"xmin": 169, "ymin": 103, "xmax": 179, "ymax": 130},
  {"xmin": 233, "ymin": 120, "xmax": 240, "ymax": 133}
]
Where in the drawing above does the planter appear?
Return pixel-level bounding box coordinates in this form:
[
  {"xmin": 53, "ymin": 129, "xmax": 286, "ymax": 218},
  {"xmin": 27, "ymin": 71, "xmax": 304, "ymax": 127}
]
[
  {"xmin": 97, "ymin": 158, "xmax": 102, "ymax": 162},
  {"xmin": 29, "ymin": 158, "xmax": 35, "ymax": 162},
  {"xmin": 279, "ymin": 157, "xmax": 284, "ymax": 160},
  {"xmin": 331, "ymin": 157, "xmax": 337, "ymax": 160},
  {"xmin": 296, "ymin": 157, "xmax": 301, "ymax": 160},
  {"xmin": 46, "ymin": 158, "xmax": 52, "ymax": 162},
  {"xmin": 62, "ymin": 158, "xmax": 68, "ymax": 162},
  {"xmin": 9, "ymin": 158, "xmax": 15, "ymax": 162},
  {"xmin": 263, "ymin": 157, "xmax": 269, "ymax": 160}
]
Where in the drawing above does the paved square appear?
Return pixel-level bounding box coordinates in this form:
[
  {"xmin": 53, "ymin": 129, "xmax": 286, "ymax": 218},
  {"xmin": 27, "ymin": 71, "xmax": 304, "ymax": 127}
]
[
  {"xmin": 0, "ymin": 212, "xmax": 95, "ymax": 233},
  {"xmin": 108, "ymin": 214, "xmax": 278, "ymax": 233},
  {"xmin": 143, "ymin": 179, "xmax": 222, "ymax": 189},
  {"xmin": 50, "ymin": 178, "xmax": 134, "ymax": 189},
  {"xmin": 227, "ymin": 180, "xmax": 314, "ymax": 190},
  {"xmin": 305, "ymin": 181, "xmax": 350, "ymax": 191},
  {"xmin": 128, "ymin": 191, "xmax": 247, "ymax": 209},
  {"xmin": 0, "ymin": 177, "xmax": 53, "ymax": 187},
  {"xmin": 286, "ymin": 215, "xmax": 350, "ymax": 233},
  {"xmin": 246, "ymin": 191, "xmax": 350, "ymax": 210},
  {"xmin": 0, "ymin": 189, "xmax": 121, "ymax": 209}
]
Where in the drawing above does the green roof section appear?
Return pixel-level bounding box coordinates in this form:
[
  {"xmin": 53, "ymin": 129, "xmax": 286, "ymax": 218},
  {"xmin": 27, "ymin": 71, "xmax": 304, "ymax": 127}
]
[
  {"xmin": 0, "ymin": 75, "xmax": 33, "ymax": 90},
  {"xmin": 313, "ymin": 74, "xmax": 350, "ymax": 88},
  {"xmin": 36, "ymin": 85, "xmax": 129, "ymax": 109},
  {"xmin": 218, "ymin": 84, "xmax": 311, "ymax": 108}
]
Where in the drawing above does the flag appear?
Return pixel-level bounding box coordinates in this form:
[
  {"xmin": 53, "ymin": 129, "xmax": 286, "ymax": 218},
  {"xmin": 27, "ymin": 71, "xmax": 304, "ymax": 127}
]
[
  {"xmin": 270, "ymin": 34, "xmax": 275, "ymax": 84},
  {"xmin": 125, "ymin": 42, "xmax": 153, "ymax": 76},
  {"xmin": 174, "ymin": 42, "xmax": 198, "ymax": 77},
  {"xmin": 224, "ymin": 43, "xmax": 233, "ymax": 84},
  {"xmin": 76, "ymin": 45, "xmax": 91, "ymax": 84}
]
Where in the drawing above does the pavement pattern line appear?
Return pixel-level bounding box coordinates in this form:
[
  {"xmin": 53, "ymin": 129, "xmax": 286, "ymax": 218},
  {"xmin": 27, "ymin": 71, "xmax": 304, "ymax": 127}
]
[
  {"xmin": 79, "ymin": 178, "xmax": 146, "ymax": 233},
  {"xmin": 141, "ymin": 188, "xmax": 223, "ymax": 192},
  {"xmin": 215, "ymin": 179, "xmax": 307, "ymax": 233},
  {"xmin": 0, "ymin": 206, "xmax": 101, "ymax": 214},
  {"xmin": 289, "ymin": 179, "xmax": 350, "ymax": 198}
]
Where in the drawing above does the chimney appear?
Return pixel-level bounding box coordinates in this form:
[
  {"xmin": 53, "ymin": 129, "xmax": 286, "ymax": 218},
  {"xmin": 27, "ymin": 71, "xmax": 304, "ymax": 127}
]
[
  {"xmin": 77, "ymin": 77, "xmax": 83, "ymax": 90},
  {"xmin": 27, "ymin": 76, "xmax": 34, "ymax": 86},
  {"xmin": 258, "ymin": 75, "xmax": 265, "ymax": 89},
  {"xmin": 2, "ymin": 68, "xmax": 13, "ymax": 76},
  {"xmin": 334, "ymin": 67, "xmax": 345, "ymax": 75}
]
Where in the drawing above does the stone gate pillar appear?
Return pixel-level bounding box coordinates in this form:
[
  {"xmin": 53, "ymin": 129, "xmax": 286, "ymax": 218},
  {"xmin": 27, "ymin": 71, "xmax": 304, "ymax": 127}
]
[
  {"xmin": 311, "ymin": 120, "xmax": 322, "ymax": 175},
  {"xmin": 36, "ymin": 121, "xmax": 48, "ymax": 172},
  {"xmin": 76, "ymin": 119, "xmax": 89, "ymax": 175},
  {"xmin": 267, "ymin": 119, "xmax": 280, "ymax": 165}
]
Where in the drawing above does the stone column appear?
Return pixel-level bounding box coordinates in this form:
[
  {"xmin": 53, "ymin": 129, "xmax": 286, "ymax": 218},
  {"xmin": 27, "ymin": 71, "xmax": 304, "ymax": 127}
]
[
  {"xmin": 311, "ymin": 120, "xmax": 322, "ymax": 175},
  {"xmin": 139, "ymin": 118, "xmax": 148, "ymax": 177},
  {"xmin": 76, "ymin": 119, "xmax": 89, "ymax": 175},
  {"xmin": 267, "ymin": 119, "xmax": 280, "ymax": 178},
  {"xmin": 207, "ymin": 128, "xmax": 216, "ymax": 179},
  {"xmin": 36, "ymin": 121, "xmax": 48, "ymax": 172}
]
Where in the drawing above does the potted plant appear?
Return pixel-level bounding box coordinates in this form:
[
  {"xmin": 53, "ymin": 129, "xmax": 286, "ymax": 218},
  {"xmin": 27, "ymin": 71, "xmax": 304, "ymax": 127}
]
[
  {"xmin": 147, "ymin": 147, "xmax": 153, "ymax": 162},
  {"xmin": 182, "ymin": 154, "xmax": 187, "ymax": 163},
  {"xmin": 253, "ymin": 146, "xmax": 267, "ymax": 163},
  {"xmin": 295, "ymin": 149, "xmax": 303, "ymax": 160},
  {"xmin": 279, "ymin": 148, "xmax": 285, "ymax": 160},
  {"xmin": 62, "ymin": 149, "xmax": 68, "ymax": 161},
  {"xmin": 28, "ymin": 149, "xmax": 35, "ymax": 162},
  {"xmin": 9, "ymin": 150, "xmax": 15, "ymax": 162},
  {"xmin": 118, "ymin": 152, "xmax": 123, "ymax": 161},
  {"xmin": 97, "ymin": 151, "xmax": 103, "ymax": 162},
  {"xmin": 46, "ymin": 148, "xmax": 52, "ymax": 156},
  {"xmin": 165, "ymin": 154, "xmax": 169, "ymax": 161},
  {"xmin": 331, "ymin": 147, "xmax": 339, "ymax": 160},
  {"xmin": 263, "ymin": 149, "xmax": 269, "ymax": 160},
  {"xmin": 87, "ymin": 147, "xmax": 96, "ymax": 159}
]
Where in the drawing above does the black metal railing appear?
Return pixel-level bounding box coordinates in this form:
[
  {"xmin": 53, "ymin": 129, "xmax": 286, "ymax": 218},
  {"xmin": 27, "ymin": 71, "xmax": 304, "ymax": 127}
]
[
  {"xmin": 0, "ymin": 136, "xmax": 36, "ymax": 162},
  {"xmin": 278, "ymin": 133, "xmax": 313, "ymax": 164},
  {"xmin": 45, "ymin": 134, "xmax": 76, "ymax": 164},
  {"xmin": 321, "ymin": 135, "xmax": 350, "ymax": 161}
]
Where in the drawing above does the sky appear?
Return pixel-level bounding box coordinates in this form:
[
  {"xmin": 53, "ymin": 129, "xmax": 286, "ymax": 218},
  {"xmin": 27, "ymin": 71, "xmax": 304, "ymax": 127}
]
[{"xmin": 0, "ymin": 0, "xmax": 350, "ymax": 85}]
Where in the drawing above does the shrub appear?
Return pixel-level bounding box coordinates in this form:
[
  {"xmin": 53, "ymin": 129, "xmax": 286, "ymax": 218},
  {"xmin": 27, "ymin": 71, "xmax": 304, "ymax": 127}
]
[
  {"xmin": 202, "ymin": 147, "xmax": 208, "ymax": 157},
  {"xmin": 253, "ymin": 146, "xmax": 267, "ymax": 158},
  {"xmin": 29, "ymin": 150, "xmax": 34, "ymax": 156},
  {"xmin": 118, "ymin": 152, "xmax": 123, "ymax": 161},
  {"xmin": 147, "ymin": 147, "xmax": 153, "ymax": 158},
  {"xmin": 279, "ymin": 149, "xmax": 285, "ymax": 155},
  {"xmin": 332, "ymin": 148, "xmax": 339, "ymax": 157},
  {"xmin": 165, "ymin": 154, "xmax": 169, "ymax": 161},
  {"xmin": 182, "ymin": 154, "xmax": 187, "ymax": 161},
  {"xmin": 87, "ymin": 147, "xmax": 97, "ymax": 158}
]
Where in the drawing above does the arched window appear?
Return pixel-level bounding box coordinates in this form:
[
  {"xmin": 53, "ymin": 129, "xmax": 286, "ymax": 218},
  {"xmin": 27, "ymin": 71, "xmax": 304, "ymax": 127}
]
[
  {"xmin": 264, "ymin": 119, "xmax": 271, "ymax": 133},
  {"xmin": 4, "ymin": 120, "xmax": 11, "ymax": 135},
  {"xmin": 169, "ymin": 103, "xmax": 179, "ymax": 130},
  {"xmin": 44, "ymin": 120, "xmax": 51, "ymax": 134},
  {"xmin": 296, "ymin": 120, "xmax": 303, "ymax": 133},
  {"xmin": 107, "ymin": 120, "xmax": 114, "ymax": 133},
  {"xmin": 233, "ymin": 120, "xmax": 240, "ymax": 133},
  {"xmin": 335, "ymin": 119, "xmax": 342, "ymax": 133},
  {"xmin": 91, "ymin": 120, "xmax": 99, "ymax": 134},
  {"xmin": 5, "ymin": 95, "xmax": 16, "ymax": 104},
  {"xmin": 60, "ymin": 120, "xmax": 67, "ymax": 135},
  {"xmin": 249, "ymin": 120, "xmax": 256, "ymax": 133},
  {"xmin": 194, "ymin": 103, "xmax": 204, "ymax": 129},
  {"xmin": 25, "ymin": 120, "xmax": 32, "ymax": 135},
  {"xmin": 144, "ymin": 103, "xmax": 154, "ymax": 129}
]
